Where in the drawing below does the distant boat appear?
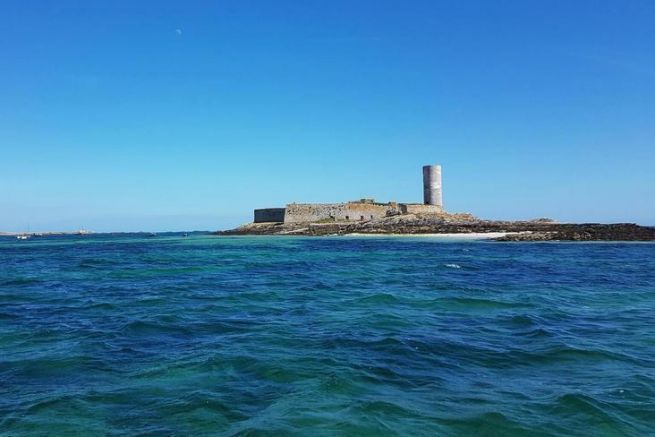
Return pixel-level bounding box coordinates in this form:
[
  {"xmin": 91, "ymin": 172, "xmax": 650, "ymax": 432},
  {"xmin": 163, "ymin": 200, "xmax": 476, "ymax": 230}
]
[
  {"xmin": 18, "ymin": 224, "xmax": 32, "ymax": 239},
  {"xmin": 146, "ymin": 232, "xmax": 157, "ymax": 237}
]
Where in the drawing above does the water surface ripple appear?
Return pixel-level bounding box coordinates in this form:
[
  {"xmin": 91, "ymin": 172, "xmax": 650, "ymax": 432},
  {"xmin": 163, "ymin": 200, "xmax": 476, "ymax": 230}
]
[{"xmin": 1, "ymin": 234, "xmax": 654, "ymax": 435}]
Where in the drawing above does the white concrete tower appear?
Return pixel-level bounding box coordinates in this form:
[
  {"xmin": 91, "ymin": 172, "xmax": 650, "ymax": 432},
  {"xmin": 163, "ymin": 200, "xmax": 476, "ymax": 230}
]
[{"xmin": 422, "ymin": 165, "xmax": 443, "ymax": 207}]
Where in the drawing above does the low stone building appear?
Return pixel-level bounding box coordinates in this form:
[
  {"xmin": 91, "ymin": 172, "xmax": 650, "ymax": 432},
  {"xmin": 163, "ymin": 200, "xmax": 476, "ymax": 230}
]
[{"xmin": 252, "ymin": 164, "xmax": 446, "ymax": 224}]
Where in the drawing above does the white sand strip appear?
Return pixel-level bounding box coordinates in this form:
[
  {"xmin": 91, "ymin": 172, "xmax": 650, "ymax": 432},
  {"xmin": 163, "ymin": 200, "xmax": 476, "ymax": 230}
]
[{"xmin": 343, "ymin": 232, "xmax": 526, "ymax": 240}]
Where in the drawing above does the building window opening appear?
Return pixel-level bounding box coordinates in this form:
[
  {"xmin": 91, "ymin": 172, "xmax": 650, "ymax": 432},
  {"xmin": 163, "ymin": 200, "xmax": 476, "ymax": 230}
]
[
  {"xmin": 360, "ymin": 215, "xmax": 364, "ymax": 220},
  {"xmin": 345, "ymin": 216, "xmax": 349, "ymax": 220},
  {"xmin": 370, "ymin": 215, "xmax": 374, "ymax": 219}
]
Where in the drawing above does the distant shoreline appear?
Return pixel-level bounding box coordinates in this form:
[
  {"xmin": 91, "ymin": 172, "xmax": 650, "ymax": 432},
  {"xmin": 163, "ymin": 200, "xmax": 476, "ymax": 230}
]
[{"xmin": 0, "ymin": 231, "xmax": 93, "ymax": 237}]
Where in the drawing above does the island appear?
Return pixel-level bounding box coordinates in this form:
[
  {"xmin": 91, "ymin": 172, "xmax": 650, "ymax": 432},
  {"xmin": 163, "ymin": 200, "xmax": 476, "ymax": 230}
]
[{"xmin": 215, "ymin": 165, "xmax": 655, "ymax": 241}]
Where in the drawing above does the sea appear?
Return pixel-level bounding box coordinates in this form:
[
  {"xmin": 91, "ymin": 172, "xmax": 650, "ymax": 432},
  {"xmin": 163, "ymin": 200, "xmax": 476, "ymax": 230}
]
[{"xmin": 1, "ymin": 233, "xmax": 654, "ymax": 436}]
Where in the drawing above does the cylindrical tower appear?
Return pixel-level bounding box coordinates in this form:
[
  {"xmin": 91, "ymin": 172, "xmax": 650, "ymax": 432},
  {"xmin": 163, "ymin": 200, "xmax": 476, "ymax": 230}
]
[{"xmin": 422, "ymin": 165, "xmax": 443, "ymax": 207}]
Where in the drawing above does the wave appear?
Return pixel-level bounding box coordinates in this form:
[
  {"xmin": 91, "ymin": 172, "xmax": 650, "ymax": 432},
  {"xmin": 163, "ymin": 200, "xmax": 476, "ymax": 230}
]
[
  {"xmin": 545, "ymin": 393, "xmax": 650, "ymax": 434},
  {"xmin": 0, "ymin": 277, "xmax": 41, "ymax": 286},
  {"xmin": 438, "ymin": 411, "xmax": 535, "ymax": 435},
  {"xmin": 432, "ymin": 297, "xmax": 525, "ymax": 310},
  {"xmin": 0, "ymin": 312, "xmax": 19, "ymax": 320},
  {"xmin": 523, "ymin": 345, "xmax": 646, "ymax": 365},
  {"xmin": 119, "ymin": 319, "xmax": 192, "ymax": 337},
  {"xmin": 351, "ymin": 293, "xmax": 402, "ymax": 305}
]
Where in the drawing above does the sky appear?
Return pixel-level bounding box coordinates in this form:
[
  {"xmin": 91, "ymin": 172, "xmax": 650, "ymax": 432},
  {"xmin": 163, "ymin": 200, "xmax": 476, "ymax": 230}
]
[{"xmin": 2, "ymin": 0, "xmax": 654, "ymax": 232}]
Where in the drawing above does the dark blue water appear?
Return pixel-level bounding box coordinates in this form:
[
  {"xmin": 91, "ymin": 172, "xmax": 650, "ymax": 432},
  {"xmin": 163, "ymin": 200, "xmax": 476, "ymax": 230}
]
[{"xmin": 1, "ymin": 234, "xmax": 654, "ymax": 435}]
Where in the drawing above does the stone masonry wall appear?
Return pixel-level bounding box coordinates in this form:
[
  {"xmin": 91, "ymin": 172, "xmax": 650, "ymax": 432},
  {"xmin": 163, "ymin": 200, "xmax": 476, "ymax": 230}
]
[
  {"xmin": 400, "ymin": 204, "xmax": 444, "ymax": 215},
  {"xmin": 284, "ymin": 202, "xmax": 394, "ymax": 224},
  {"xmin": 254, "ymin": 202, "xmax": 446, "ymax": 224},
  {"xmin": 254, "ymin": 208, "xmax": 286, "ymax": 223}
]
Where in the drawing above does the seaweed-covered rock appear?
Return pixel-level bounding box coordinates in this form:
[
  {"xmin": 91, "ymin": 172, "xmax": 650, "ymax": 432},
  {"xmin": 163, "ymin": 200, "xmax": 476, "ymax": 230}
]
[{"xmin": 215, "ymin": 216, "xmax": 655, "ymax": 241}]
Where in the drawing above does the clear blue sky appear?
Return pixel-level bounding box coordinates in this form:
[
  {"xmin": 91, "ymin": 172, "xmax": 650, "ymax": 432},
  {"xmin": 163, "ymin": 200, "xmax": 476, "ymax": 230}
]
[{"xmin": 2, "ymin": 1, "xmax": 654, "ymax": 232}]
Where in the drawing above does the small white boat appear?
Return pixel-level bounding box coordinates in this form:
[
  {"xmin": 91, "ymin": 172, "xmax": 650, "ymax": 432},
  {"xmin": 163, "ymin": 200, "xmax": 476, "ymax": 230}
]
[{"xmin": 16, "ymin": 234, "xmax": 30, "ymax": 240}]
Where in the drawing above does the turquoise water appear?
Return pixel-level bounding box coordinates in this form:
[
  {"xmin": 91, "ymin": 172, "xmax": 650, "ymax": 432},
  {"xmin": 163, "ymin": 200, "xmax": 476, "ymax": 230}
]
[{"xmin": 1, "ymin": 234, "xmax": 654, "ymax": 435}]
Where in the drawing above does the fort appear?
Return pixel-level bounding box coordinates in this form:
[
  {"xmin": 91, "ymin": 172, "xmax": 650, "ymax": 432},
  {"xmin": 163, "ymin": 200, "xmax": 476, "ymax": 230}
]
[
  {"xmin": 254, "ymin": 164, "xmax": 445, "ymax": 224},
  {"xmin": 217, "ymin": 163, "xmax": 655, "ymax": 241}
]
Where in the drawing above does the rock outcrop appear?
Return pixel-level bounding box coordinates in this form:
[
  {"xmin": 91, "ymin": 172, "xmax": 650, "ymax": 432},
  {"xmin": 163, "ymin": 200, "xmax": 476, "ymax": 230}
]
[{"xmin": 215, "ymin": 214, "xmax": 655, "ymax": 241}]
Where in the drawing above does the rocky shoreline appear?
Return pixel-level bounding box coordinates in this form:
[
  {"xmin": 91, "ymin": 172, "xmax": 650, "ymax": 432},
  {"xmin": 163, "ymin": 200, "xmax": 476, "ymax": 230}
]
[{"xmin": 215, "ymin": 214, "xmax": 655, "ymax": 241}]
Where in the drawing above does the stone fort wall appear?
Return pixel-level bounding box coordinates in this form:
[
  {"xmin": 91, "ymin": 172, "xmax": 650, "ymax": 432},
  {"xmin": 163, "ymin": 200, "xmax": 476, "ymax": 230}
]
[
  {"xmin": 283, "ymin": 202, "xmax": 398, "ymax": 224},
  {"xmin": 400, "ymin": 204, "xmax": 443, "ymax": 215},
  {"xmin": 253, "ymin": 202, "xmax": 445, "ymax": 224},
  {"xmin": 254, "ymin": 208, "xmax": 286, "ymax": 223}
]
